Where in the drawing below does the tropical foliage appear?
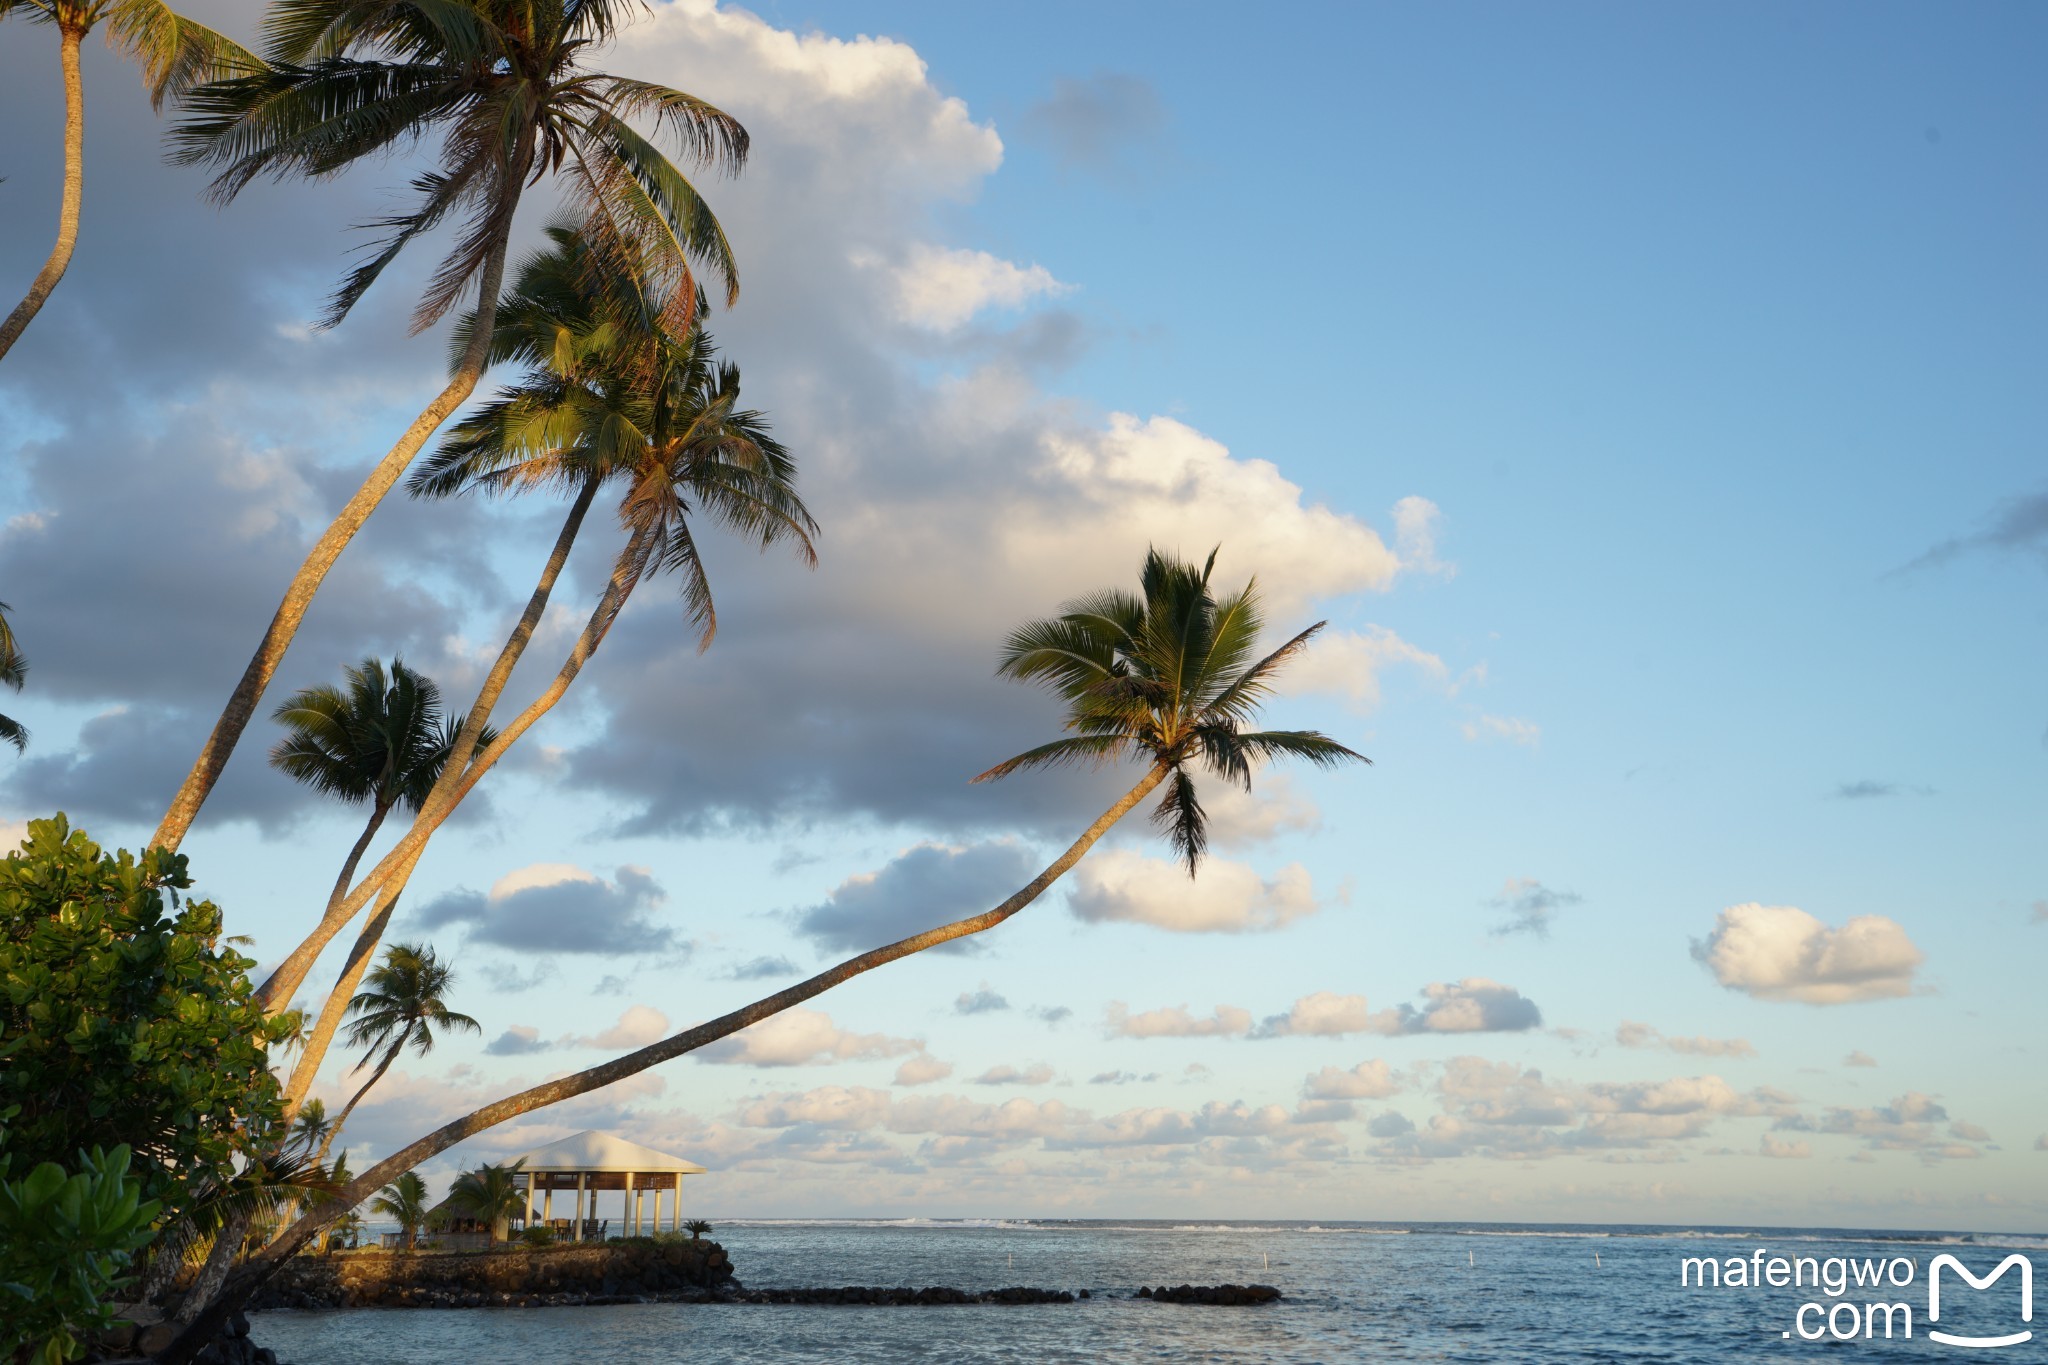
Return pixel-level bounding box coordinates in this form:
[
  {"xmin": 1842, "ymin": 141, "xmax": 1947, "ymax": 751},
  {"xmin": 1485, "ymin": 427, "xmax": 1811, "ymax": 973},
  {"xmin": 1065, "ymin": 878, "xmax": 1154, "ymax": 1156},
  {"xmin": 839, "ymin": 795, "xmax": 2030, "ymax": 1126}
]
[
  {"xmin": 0, "ymin": 1143, "xmax": 161, "ymax": 1365},
  {"xmin": 0, "ymin": 817, "xmax": 289, "ymax": 1212},
  {"xmin": 368, "ymin": 1171, "xmax": 430, "ymax": 1251},
  {"xmin": 443, "ymin": 1161, "xmax": 524, "ymax": 1242},
  {"xmin": 154, "ymin": 0, "xmax": 752, "ymax": 854},
  {"xmin": 321, "ymin": 943, "xmax": 479, "ymax": 1157},
  {"xmin": 0, "ymin": 600, "xmax": 24, "ymax": 753},
  {"xmin": 977, "ymin": 546, "xmax": 1369, "ymax": 873}
]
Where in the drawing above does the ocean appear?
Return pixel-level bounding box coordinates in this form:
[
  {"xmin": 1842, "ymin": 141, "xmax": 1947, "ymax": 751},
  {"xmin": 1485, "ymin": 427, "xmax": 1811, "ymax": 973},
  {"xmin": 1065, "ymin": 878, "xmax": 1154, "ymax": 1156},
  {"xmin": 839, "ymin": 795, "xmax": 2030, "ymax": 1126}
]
[{"xmin": 252, "ymin": 1219, "xmax": 2048, "ymax": 1362}]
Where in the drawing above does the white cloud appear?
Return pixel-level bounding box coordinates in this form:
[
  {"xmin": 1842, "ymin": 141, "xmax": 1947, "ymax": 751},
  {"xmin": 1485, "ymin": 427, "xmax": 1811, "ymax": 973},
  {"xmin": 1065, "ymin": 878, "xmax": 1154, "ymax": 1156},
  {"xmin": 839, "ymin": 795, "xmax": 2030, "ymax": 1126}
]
[
  {"xmin": 696, "ymin": 1008, "xmax": 923, "ymax": 1068},
  {"xmin": 568, "ymin": 1005, "xmax": 673, "ymax": 1050},
  {"xmin": 874, "ymin": 243, "xmax": 1071, "ymax": 330},
  {"xmin": 740, "ymin": 1085, "xmax": 893, "ymax": 1131},
  {"xmin": 893, "ymin": 1055, "xmax": 954, "ymax": 1087},
  {"xmin": 414, "ymin": 863, "xmax": 677, "ymax": 954},
  {"xmin": 1844, "ymin": 1050, "xmax": 1879, "ymax": 1068},
  {"xmin": 1490, "ymin": 878, "xmax": 1581, "ymax": 939},
  {"xmin": 1305, "ymin": 1061, "xmax": 1402, "ymax": 1100},
  {"xmin": 1391, "ymin": 495, "xmax": 1453, "ymax": 577},
  {"xmin": 484, "ymin": 1025, "xmax": 549, "ymax": 1057},
  {"xmin": 1283, "ymin": 624, "xmax": 1448, "ymax": 713},
  {"xmin": 1068, "ymin": 850, "xmax": 1321, "ymax": 933},
  {"xmin": 1255, "ymin": 991, "xmax": 1380, "ymax": 1038},
  {"xmin": 1760, "ymin": 1134, "xmax": 1812, "ymax": 1159},
  {"xmin": 1615, "ymin": 1021, "xmax": 1757, "ymax": 1059},
  {"xmin": 1104, "ymin": 1003, "xmax": 1252, "ymax": 1039},
  {"xmin": 1462, "ymin": 715, "xmax": 1540, "ymax": 746},
  {"xmin": 1198, "ymin": 774, "xmax": 1321, "ymax": 850},
  {"xmin": 1694, "ymin": 903, "xmax": 1925, "ymax": 1004}
]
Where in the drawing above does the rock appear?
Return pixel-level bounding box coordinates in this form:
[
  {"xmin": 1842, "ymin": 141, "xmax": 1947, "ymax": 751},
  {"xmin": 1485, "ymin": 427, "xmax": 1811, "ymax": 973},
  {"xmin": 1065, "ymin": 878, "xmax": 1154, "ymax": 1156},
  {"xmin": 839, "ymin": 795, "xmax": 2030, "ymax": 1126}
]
[
  {"xmin": 136, "ymin": 1324, "xmax": 179, "ymax": 1356},
  {"xmin": 228, "ymin": 1312, "xmax": 252, "ymax": 1338}
]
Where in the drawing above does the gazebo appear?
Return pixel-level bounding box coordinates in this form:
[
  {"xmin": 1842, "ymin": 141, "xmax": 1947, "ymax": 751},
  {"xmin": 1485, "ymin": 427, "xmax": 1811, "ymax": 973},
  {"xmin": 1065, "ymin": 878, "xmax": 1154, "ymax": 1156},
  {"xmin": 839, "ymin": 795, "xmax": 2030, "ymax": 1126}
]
[{"xmin": 509, "ymin": 1129, "xmax": 707, "ymax": 1243}]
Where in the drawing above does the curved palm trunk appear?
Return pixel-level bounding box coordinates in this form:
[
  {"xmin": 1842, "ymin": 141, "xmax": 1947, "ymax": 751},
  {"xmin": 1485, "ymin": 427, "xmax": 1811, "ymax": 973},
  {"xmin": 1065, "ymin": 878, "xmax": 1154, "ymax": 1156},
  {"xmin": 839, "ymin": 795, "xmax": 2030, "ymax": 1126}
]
[
  {"xmin": 152, "ymin": 133, "xmax": 540, "ymax": 855},
  {"xmin": 279, "ymin": 874, "xmax": 407, "ymax": 1122},
  {"xmin": 0, "ymin": 26, "xmax": 85, "ymax": 363},
  {"xmin": 255, "ymin": 477, "xmax": 600, "ymax": 1014},
  {"xmin": 325, "ymin": 800, "xmax": 391, "ymax": 916},
  {"xmin": 175, "ymin": 1210, "xmax": 251, "ymax": 1326},
  {"xmin": 160, "ymin": 762, "xmax": 1169, "ymax": 1362},
  {"xmin": 257, "ymin": 513, "xmax": 647, "ymax": 1014}
]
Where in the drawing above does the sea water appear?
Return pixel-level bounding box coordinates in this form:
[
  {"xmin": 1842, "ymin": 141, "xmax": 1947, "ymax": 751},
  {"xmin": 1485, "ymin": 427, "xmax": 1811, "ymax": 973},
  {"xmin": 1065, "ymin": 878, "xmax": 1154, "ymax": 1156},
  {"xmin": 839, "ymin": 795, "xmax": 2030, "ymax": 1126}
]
[{"xmin": 253, "ymin": 1220, "xmax": 2048, "ymax": 1362}]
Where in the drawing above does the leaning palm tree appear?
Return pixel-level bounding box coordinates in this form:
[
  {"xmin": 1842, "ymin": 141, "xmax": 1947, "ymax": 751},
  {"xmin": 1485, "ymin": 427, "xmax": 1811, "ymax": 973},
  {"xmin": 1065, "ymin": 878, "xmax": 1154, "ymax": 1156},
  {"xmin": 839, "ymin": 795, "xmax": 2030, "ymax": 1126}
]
[
  {"xmin": 369, "ymin": 1171, "xmax": 430, "ymax": 1251},
  {"xmin": 0, "ymin": 599, "xmax": 26, "ymax": 752},
  {"xmin": 249, "ymin": 226, "xmax": 816, "ymax": 1031},
  {"xmin": 0, "ymin": 0, "xmax": 250, "ymax": 362},
  {"xmin": 154, "ymin": 0, "xmax": 750, "ymax": 853},
  {"xmin": 170, "ymin": 547, "xmax": 1369, "ymax": 1357},
  {"xmin": 444, "ymin": 1161, "xmax": 524, "ymax": 1244},
  {"xmin": 316, "ymin": 942, "xmax": 479, "ymax": 1162}
]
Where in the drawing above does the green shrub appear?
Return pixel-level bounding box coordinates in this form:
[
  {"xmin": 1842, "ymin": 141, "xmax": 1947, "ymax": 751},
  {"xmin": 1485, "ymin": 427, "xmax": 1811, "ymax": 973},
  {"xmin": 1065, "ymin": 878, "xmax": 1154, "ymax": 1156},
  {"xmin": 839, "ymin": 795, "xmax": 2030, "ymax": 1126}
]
[
  {"xmin": 0, "ymin": 1143, "xmax": 161, "ymax": 1365},
  {"xmin": 519, "ymin": 1225, "xmax": 555, "ymax": 1248},
  {"xmin": 0, "ymin": 816, "xmax": 288, "ymax": 1212}
]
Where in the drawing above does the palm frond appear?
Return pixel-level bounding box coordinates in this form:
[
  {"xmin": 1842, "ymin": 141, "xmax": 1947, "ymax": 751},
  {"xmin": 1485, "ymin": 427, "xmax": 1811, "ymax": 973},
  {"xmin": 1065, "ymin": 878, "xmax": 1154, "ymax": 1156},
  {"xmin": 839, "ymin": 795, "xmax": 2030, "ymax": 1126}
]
[{"xmin": 970, "ymin": 734, "xmax": 1133, "ymax": 785}]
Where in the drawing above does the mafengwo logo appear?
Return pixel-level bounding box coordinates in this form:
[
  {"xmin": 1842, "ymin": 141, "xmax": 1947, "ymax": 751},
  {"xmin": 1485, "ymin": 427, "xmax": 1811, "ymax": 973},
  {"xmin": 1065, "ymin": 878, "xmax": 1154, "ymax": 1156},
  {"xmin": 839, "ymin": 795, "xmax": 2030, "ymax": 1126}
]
[
  {"xmin": 1679, "ymin": 1247, "xmax": 2034, "ymax": 1347},
  {"xmin": 1927, "ymin": 1253, "xmax": 2032, "ymax": 1350}
]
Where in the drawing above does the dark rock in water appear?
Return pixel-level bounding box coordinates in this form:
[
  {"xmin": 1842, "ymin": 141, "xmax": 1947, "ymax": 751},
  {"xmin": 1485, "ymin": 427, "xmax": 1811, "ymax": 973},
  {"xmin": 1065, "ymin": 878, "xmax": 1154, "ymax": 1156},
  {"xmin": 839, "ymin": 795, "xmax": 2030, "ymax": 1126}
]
[
  {"xmin": 731, "ymin": 1285, "xmax": 1076, "ymax": 1306},
  {"xmin": 1138, "ymin": 1282, "xmax": 1281, "ymax": 1306}
]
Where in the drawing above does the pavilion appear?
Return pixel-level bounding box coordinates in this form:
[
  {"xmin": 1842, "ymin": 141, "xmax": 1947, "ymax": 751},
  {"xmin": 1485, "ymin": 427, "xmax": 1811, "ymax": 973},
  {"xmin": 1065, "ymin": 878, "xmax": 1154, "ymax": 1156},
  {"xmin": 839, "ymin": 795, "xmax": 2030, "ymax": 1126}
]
[{"xmin": 509, "ymin": 1129, "xmax": 707, "ymax": 1243}]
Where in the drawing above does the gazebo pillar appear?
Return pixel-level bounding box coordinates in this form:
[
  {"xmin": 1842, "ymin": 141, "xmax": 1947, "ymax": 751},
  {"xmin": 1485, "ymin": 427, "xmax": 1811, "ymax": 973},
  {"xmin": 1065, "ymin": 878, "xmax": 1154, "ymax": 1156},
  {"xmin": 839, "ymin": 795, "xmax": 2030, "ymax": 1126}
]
[
  {"xmin": 543, "ymin": 1185, "xmax": 553, "ymax": 1224},
  {"xmin": 625, "ymin": 1171, "xmax": 637, "ymax": 1236},
  {"xmin": 523, "ymin": 1176, "xmax": 535, "ymax": 1234},
  {"xmin": 574, "ymin": 1171, "xmax": 587, "ymax": 1242},
  {"xmin": 674, "ymin": 1173, "xmax": 683, "ymax": 1232}
]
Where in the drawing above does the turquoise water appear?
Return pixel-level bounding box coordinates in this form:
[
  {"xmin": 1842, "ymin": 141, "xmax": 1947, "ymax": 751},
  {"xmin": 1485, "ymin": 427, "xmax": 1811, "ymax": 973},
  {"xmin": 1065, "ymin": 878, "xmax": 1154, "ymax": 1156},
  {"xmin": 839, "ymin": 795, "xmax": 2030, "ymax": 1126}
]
[{"xmin": 253, "ymin": 1220, "xmax": 2048, "ymax": 1362}]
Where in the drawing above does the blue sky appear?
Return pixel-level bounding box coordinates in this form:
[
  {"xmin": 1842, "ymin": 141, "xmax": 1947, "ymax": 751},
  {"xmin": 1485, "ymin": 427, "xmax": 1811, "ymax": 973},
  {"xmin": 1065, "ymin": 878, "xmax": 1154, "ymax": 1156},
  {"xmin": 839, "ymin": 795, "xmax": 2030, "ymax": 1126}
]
[{"xmin": 1, "ymin": 0, "xmax": 2043, "ymax": 1227}]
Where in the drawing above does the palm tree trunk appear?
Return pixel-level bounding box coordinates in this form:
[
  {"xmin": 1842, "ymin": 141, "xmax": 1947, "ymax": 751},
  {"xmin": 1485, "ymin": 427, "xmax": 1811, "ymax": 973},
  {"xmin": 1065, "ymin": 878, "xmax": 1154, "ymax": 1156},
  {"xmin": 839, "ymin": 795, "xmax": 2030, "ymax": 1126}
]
[
  {"xmin": 159, "ymin": 761, "xmax": 1169, "ymax": 1361},
  {"xmin": 0, "ymin": 25, "xmax": 85, "ymax": 363},
  {"xmin": 174, "ymin": 1210, "xmax": 250, "ymax": 1325},
  {"xmin": 326, "ymin": 801, "xmax": 391, "ymax": 916},
  {"xmin": 255, "ymin": 517, "xmax": 650, "ymax": 1014},
  {"xmin": 254, "ymin": 477, "xmax": 600, "ymax": 1014},
  {"xmin": 279, "ymin": 865, "xmax": 413, "ymax": 1122},
  {"xmin": 151, "ymin": 130, "xmax": 540, "ymax": 855}
]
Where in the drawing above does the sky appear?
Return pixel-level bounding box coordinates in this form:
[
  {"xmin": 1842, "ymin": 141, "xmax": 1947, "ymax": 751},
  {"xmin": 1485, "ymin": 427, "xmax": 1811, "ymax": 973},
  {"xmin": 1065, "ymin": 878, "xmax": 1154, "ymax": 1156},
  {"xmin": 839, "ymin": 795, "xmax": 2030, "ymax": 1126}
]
[{"xmin": 1, "ymin": 0, "xmax": 2043, "ymax": 1230}]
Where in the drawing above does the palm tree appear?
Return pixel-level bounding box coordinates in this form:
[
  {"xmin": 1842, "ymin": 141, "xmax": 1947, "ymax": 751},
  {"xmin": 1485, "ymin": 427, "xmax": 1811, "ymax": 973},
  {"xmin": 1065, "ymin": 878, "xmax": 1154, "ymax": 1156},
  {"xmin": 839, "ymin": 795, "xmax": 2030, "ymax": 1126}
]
[
  {"xmin": 683, "ymin": 1218, "xmax": 711, "ymax": 1241},
  {"xmin": 369, "ymin": 1171, "xmax": 430, "ymax": 1251},
  {"xmin": 0, "ymin": 600, "xmax": 26, "ymax": 753},
  {"xmin": 445, "ymin": 1161, "xmax": 524, "ymax": 1244},
  {"xmin": 249, "ymin": 226, "xmax": 816, "ymax": 1029},
  {"xmin": 317, "ymin": 942, "xmax": 479, "ymax": 1161},
  {"xmin": 284, "ymin": 1098, "xmax": 331, "ymax": 1157},
  {"xmin": 171, "ymin": 548, "xmax": 1371, "ymax": 1352},
  {"xmin": 974, "ymin": 546, "xmax": 1369, "ymax": 873},
  {"xmin": 152, "ymin": 0, "xmax": 751, "ymax": 855},
  {"xmin": 0, "ymin": 0, "xmax": 250, "ymax": 362},
  {"xmin": 269, "ymin": 657, "xmax": 485, "ymax": 916}
]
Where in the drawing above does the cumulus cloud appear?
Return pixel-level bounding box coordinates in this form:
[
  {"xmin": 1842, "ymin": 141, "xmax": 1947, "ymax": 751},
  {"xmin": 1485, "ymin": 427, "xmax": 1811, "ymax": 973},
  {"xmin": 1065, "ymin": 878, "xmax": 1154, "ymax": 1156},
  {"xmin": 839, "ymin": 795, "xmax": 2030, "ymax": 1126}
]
[
  {"xmin": 567, "ymin": 1005, "xmax": 672, "ymax": 1050},
  {"xmin": 1489, "ymin": 878, "xmax": 1581, "ymax": 939},
  {"xmin": 794, "ymin": 841, "xmax": 1039, "ymax": 955},
  {"xmin": 1282, "ymin": 624, "xmax": 1448, "ymax": 713},
  {"xmin": 893, "ymin": 1055, "xmax": 954, "ymax": 1087},
  {"xmin": 412, "ymin": 863, "xmax": 678, "ymax": 955},
  {"xmin": 1693, "ymin": 903, "xmax": 1925, "ymax": 1004},
  {"xmin": 1304, "ymin": 1061, "xmax": 1402, "ymax": 1100},
  {"xmin": 1462, "ymin": 715, "xmax": 1540, "ymax": 746},
  {"xmin": 872, "ymin": 243, "xmax": 1071, "ymax": 330},
  {"xmin": 1105, "ymin": 1003, "xmax": 1253, "ymax": 1039},
  {"xmin": 1196, "ymin": 774, "xmax": 1322, "ymax": 850},
  {"xmin": 1844, "ymin": 1050, "xmax": 1879, "ymax": 1068},
  {"xmin": 695, "ymin": 1008, "xmax": 923, "ymax": 1068},
  {"xmin": 1089, "ymin": 1071, "xmax": 1158, "ymax": 1086},
  {"xmin": 1776, "ymin": 1092, "xmax": 1991, "ymax": 1163},
  {"xmin": 484, "ymin": 1025, "xmax": 550, "ymax": 1057},
  {"xmin": 1615, "ymin": 1022, "xmax": 1757, "ymax": 1060},
  {"xmin": 1068, "ymin": 850, "xmax": 1322, "ymax": 933},
  {"xmin": 973, "ymin": 1063, "xmax": 1054, "ymax": 1086},
  {"xmin": 1760, "ymin": 1134, "xmax": 1812, "ymax": 1159}
]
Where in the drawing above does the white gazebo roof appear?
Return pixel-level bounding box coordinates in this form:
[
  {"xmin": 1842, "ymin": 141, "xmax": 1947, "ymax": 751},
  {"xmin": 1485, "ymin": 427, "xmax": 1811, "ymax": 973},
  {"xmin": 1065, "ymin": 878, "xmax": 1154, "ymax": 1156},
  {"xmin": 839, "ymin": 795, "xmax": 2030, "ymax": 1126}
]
[{"xmin": 509, "ymin": 1129, "xmax": 707, "ymax": 1175}]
